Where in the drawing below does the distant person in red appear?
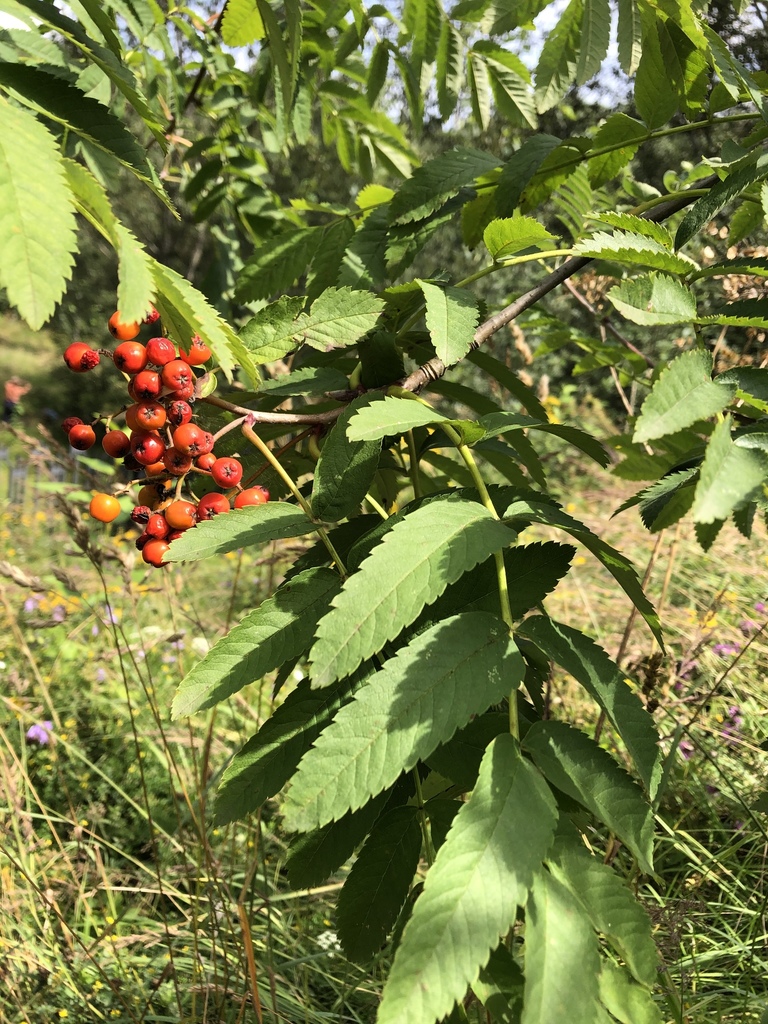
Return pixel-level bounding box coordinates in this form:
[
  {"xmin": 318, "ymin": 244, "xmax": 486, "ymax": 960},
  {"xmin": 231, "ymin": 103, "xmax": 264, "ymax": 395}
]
[{"xmin": 3, "ymin": 376, "xmax": 31, "ymax": 422}]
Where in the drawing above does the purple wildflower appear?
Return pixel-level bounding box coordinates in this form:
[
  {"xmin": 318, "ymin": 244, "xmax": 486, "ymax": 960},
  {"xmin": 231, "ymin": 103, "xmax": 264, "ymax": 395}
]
[
  {"xmin": 51, "ymin": 604, "xmax": 66, "ymax": 623},
  {"xmin": 739, "ymin": 619, "xmax": 759, "ymax": 636},
  {"xmin": 712, "ymin": 642, "xmax": 741, "ymax": 657},
  {"xmin": 91, "ymin": 623, "xmax": 100, "ymax": 637},
  {"xmin": 23, "ymin": 593, "xmax": 41, "ymax": 613},
  {"xmin": 102, "ymin": 606, "xmax": 119, "ymax": 626},
  {"xmin": 95, "ymin": 667, "xmax": 107, "ymax": 683},
  {"xmin": 26, "ymin": 721, "xmax": 53, "ymax": 746},
  {"xmin": 755, "ymin": 602, "xmax": 766, "ymax": 613},
  {"xmin": 678, "ymin": 739, "xmax": 694, "ymax": 760}
]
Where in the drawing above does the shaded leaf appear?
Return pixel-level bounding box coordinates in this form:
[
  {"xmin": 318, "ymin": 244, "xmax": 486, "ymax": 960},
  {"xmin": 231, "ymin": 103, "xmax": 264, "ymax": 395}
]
[
  {"xmin": 337, "ymin": 806, "xmax": 422, "ymax": 962},
  {"xmin": 599, "ymin": 962, "xmax": 662, "ymax": 1024},
  {"xmin": 675, "ymin": 153, "xmax": 768, "ymax": 249},
  {"xmin": 517, "ymin": 616, "xmax": 661, "ymax": 797},
  {"xmin": 238, "ymin": 295, "xmax": 304, "ymax": 364},
  {"xmin": 173, "ymin": 568, "xmax": 341, "ymax": 718},
  {"xmin": 286, "ymin": 613, "xmax": 523, "ymax": 828},
  {"xmin": 522, "ymin": 870, "xmax": 603, "ymax": 1024},
  {"xmin": 311, "ymin": 394, "xmax": 383, "ymax": 522},
  {"xmin": 309, "ymin": 500, "xmax": 515, "ymax": 686},
  {"xmin": 534, "ymin": 0, "xmax": 582, "ymax": 112},
  {"xmin": 473, "ymin": 944, "xmax": 524, "ymax": 1024},
  {"xmin": 576, "ymin": 0, "xmax": 610, "ymax": 84},
  {"xmin": 378, "ymin": 734, "xmax": 558, "ymax": 1024},
  {"xmin": 523, "ymin": 720, "xmax": 655, "ymax": 873},
  {"xmin": 235, "ymin": 227, "xmax": 318, "ymax": 303},
  {"xmin": 389, "ymin": 148, "xmax": 499, "ymax": 225}
]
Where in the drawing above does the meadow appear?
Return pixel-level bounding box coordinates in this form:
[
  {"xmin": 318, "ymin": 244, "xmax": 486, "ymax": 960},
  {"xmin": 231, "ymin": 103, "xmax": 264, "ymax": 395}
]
[{"xmin": 2, "ymin": 317, "xmax": 768, "ymax": 1024}]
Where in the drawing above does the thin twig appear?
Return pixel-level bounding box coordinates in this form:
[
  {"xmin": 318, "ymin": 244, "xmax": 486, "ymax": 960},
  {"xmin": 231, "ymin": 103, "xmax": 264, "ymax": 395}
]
[
  {"xmin": 400, "ymin": 176, "xmax": 718, "ymax": 393},
  {"xmin": 202, "ymin": 393, "xmax": 345, "ymax": 425},
  {"xmin": 563, "ymin": 277, "xmax": 654, "ymax": 367}
]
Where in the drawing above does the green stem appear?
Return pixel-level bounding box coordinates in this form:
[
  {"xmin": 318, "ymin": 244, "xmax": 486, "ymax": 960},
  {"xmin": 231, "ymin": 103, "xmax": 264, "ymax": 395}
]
[
  {"xmin": 407, "ymin": 430, "xmax": 423, "ymax": 499},
  {"xmin": 443, "ymin": 426, "xmax": 519, "ymax": 739},
  {"xmin": 365, "ymin": 492, "xmax": 389, "ymax": 519},
  {"xmin": 242, "ymin": 421, "xmax": 349, "ymax": 578},
  {"xmin": 412, "ymin": 768, "xmax": 435, "ymax": 867}
]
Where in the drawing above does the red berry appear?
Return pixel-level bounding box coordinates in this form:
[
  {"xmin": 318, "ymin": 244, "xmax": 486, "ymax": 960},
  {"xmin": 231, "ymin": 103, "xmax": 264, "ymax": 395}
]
[
  {"xmin": 162, "ymin": 448, "xmax": 193, "ymax": 476},
  {"xmin": 131, "ymin": 505, "xmax": 152, "ymax": 524},
  {"xmin": 64, "ymin": 342, "xmax": 100, "ymax": 372},
  {"xmin": 124, "ymin": 404, "xmax": 141, "ymax": 432},
  {"xmin": 145, "ymin": 336, "xmax": 176, "ymax": 366},
  {"xmin": 198, "ymin": 431, "xmax": 215, "ymax": 454},
  {"xmin": 135, "ymin": 401, "xmax": 167, "ymax": 431},
  {"xmin": 167, "ymin": 400, "xmax": 193, "ymax": 426},
  {"xmin": 113, "ymin": 344, "xmax": 148, "ymax": 376},
  {"xmin": 89, "ymin": 493, "xmax": 121, "ymax": 523},
  {"xmin": 102, "ymin": 429, "xmax": 131, "ymax": 458},
  {"xmin": 195, "ymin": 452, "xmax": 216, "ymax": 471},
  {"xmin": 179, "ymin": 334, "xmax": 212, "ymax": 365},
  {"xmin": 62, "ymin": 416, "xmax": 84, "ymax": 434},
  {"xmin": 145, "ymin": 513, "xmax": 169, "ymax": 539},
  {"xmin": 172, "ymin": 423, "xmax": 206, "ymax": 456},
  {"xmin": 109, "ymin": 311, "xmax": 140, "ymax": 339},
  {"xmin": 133, "ymin": 370, "xmax": 162, "ymax": 401},
  {"xmin": 167, "ymin": 530, "xmax": 184, "ymax": 541},
  {"xmin": 131, "ymin": 430, "xmax": 166, "ymax": 466},
  {"xmin": 211, "ymin": 457, "xmax": 243, "ymax": 488},
  {"xmin": 197, "ymin": 492, "xmax": 230, "ymax": 519},
  {"xmin": 135, "ymin": 531, "xmax": 149, "ymax": 551},
  {"xmin": 114, "ymin": 341, "xmax": 148, "ymax": 375},
  {"xmin": 143, "ymin": 305, "xmax": 161, "ymax": 325},
  {"xmin": 142, "ymin": 539, "xmax": 170, "ymax": 567},
  {"xmin": 161, "ymin": 359, "xmax": 194, "ymax": 392},
  {"xmin": 165, "ymin": 500, "xmax": 197, "ymax": 530},
  {"xmin": 109, "ymin": 311, "xmax": 140, "ymax": 340},
  {"xmin": 234, "ymin": 486, "xmax": 270, "ymax": 508},
  {"xmin": 69, "ymin": 423, "xmax": 96, "ymax": 451},
  {"xmin": 166, "ymin": 383, "xmax": 195, "ymax": 402}
]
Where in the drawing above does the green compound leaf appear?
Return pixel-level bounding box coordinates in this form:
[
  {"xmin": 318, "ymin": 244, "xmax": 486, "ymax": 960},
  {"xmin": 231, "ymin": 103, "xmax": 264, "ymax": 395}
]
[
  {"xmin": 418, "ymin": 280, "xmax": 479, "ymax": 366},
  {"xmin": 167, "ymin": 504, "xmax": 317, "ymax": 562},
  {"xmin": 234, "ymin": 226, "xmax": 318, "ymax": 303},
  {"xmin": 504, "ymin": 499, "xmax": 662, "ymax": 646},
  {"xmin": 221, "ymin": 0, "xmax": 264, "ymax": 46},
  {"xmin": 336, "ymin": 806, "xmax": 423, "ymax": 962},
  {"xmin": 608, "ymin": 272, "xmax": 698, "ymax": 326},
  {"xmin": 172, "ymin": 568, "xmax": 341, "ymax": 718},
  {"xmin": 214, "ymin": 675, "xmax": 354, "ymax": 825},
  {"xmin": 675, "ymin": 153, "xmax": 768, "ymax": 249},
  {"xmin": 309, "ymin": 500, "xmax": 515, "ymax": 686},
  {"xmin": 436, "ymin": 18, "xmax": 464, "ymax": 118},
  {"xmin": 483, "ymin": 215, "xmax": 556, "ymax": 260},
  {"xmin": 587, "ymin": 114, "xmax": 647, "ymax": 187},
  {"xmin": 293, "ymin": 286, "xmax": 385, "ymax": 351},
  {"xmin": 347, "ymin": 396, "xmax": 449, "ymax": 441},
  {"xmin": 573, "ymin": 230, "xmax": 697, "ymax": 273},
  {"xmin": 0, "ymin": 98, "xmax": 77, "ymax": 329},
  {"xmin": 151, "ymin": 261, "xmax": 257, "ymax": 384},
  {"xmin": 595, "ymin": 212, "xmax": 672, "ymax": 248},
  {"xmin": 599, "ymin": 962, "xmax": 663, "ymax": 1024},
  {"xmin": 257, "ymin": 366, "xmax": 349, "ymax": 398},
  {"xmin": 698, "ymin": 299, "xmax": 768, "ymax": 327},
  {"xmin": 285, "ymin": 792, "xmax": 391, "ymax": 889},
  {"xmin": 633, "ymin": 349, "xmax": 734, "ymax": 444},
  {"xmin": 311, "ymin": 394, "xmax": 383, "ymax": 522},
  {"xmin": 517, "ymin": 616, "xmax": 661, "ymax": 798},
  {"xmin": 575, "ymin": 0, "xmax": 611, "ymax": 84},
  {"xmin": 388, "ymin": 147, "xmax": 499, "ymax": 225},
  {"xmin": 377, "ymin": 734, "xmax": 558, "ymax": 1024},
  {"xmin": 693, "ymin": 415, "xmax": 768, "ymax": 524},
  {"xmin": 480, "ymin": 411, "xmax": 610, "ymax": 467},
  {"xmin": 238, "ymin": 296, "xmax": 305, "ymax": 364},
  {"xmin": 522, "ymin": 870, "xmax": 603, "ymax": 1024},
  {"xmin": 548, "ymin": 824, "xmax": 658, "ymax": 986},
  {"xmin": 63, "ymin": 159, "xmax": 153, "ymax": 325},
  {"xmin": 523, "ymin": 720, "xmax": 655, "ymax": 874},
  {"xmin": 617, "ymin": 0, "xmax": 642, "ymax": 74},
  {"xmin": 534, "ymin": 0, "xmax": 582, "ymax": 112},
  {"xmin": 0, "ymin": 62, "xmax": 170, "ymax": 205},
  {"xmin": 689, "ymin": 257, "xmax": 768, "ymax": 282},
  {"xmin": 286, "ymin": 613, "xmax": 523, "ymax": 829}
]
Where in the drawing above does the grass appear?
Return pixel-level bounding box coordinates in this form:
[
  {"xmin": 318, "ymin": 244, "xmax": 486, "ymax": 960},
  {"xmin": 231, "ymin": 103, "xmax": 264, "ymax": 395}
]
[{"xmin": 3, "ymin": 388, "xmax": 768, "ymax": 1023}]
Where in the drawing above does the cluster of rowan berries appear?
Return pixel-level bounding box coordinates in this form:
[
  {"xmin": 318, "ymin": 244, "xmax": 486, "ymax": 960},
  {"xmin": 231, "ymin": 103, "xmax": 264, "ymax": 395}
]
[{"xmin": 62, "ymin": 308, "xmax": 269, "ymax": 568}]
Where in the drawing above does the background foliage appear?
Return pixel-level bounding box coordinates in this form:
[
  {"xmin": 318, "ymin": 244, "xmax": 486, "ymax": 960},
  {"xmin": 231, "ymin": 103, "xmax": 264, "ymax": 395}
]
[{"xmin": 3, "ymin": 0, "xmax": 768, "ymax": 1021}]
